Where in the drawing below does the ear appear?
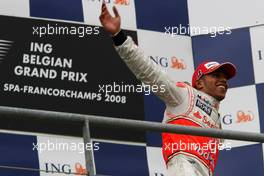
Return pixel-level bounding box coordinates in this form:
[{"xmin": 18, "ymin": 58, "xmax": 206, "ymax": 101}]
[{"xmin": 195, "ymin": 79, "xmax": 204, "ymax": 90}]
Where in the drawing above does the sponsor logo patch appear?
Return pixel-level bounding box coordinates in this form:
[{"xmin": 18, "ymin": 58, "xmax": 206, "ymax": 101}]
[{"xmin": 196, "ymin": 99, "xmax": 212, "ymax": 116}]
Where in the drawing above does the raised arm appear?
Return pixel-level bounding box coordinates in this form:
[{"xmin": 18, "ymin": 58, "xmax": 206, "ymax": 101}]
[{"xmin": 99, "ymin": 2, "xmax": 184, "ymax": 106}]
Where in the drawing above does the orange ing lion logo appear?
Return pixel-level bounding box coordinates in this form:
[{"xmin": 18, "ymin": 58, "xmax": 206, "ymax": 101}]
[
  {"xmin": 75, "ymin": 162, "xmax": 87, "ymax": 176},
  {"xmin": 171, "ymin": 57, "xmax": 186, "ymax": 70},
  {"xmin": 114, "ymin": 0, "xmax": 130, "ymax": 5},
  {"xmin": 236, "ymin": 110, "xmax": 254, "ymax": 123}
]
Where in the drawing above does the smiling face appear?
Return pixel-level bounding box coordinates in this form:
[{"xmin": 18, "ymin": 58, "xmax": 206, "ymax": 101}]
[{"xmin": 195, "ymin": 69, "xmax": 228, "ymax": 101}]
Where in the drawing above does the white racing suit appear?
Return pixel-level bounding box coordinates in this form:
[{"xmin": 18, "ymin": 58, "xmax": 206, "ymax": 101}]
[{"xmin": 115, "ymin": 37, "xmax": 222, "ymax": 176}]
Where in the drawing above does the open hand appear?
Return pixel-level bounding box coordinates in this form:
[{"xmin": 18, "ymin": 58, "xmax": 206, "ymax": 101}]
[{"xmin": 99, "ymin": 1, "xmax": 121, "ymax": 35}]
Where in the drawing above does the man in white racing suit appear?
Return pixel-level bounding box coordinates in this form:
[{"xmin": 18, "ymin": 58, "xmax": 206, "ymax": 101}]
[{"xmin": 99, "ymin": 2, "xmax": 236, "ymax": 176}]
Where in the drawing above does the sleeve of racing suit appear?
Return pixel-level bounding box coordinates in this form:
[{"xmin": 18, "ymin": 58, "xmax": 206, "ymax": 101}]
[{"xmin": 114, "ymin": 35, "xmax": 184, "ymax": 106}]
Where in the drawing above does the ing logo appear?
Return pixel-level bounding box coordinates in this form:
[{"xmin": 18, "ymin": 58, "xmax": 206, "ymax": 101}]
[
  {"xmin": 88, "ymin": 0, "xmax": 129, "ymax": 6},
  {"xmin": 44, "ymin": 162, "xmax": 87, "ymax": 175},
  {"xmin": 222, "ymin": 110, "xmax": 254, "ymax": 125},
  {"xmin": 114, "ymin": 0, "xmax": 130, "ymax": 5},
  {"xmin": 150, "ymin": 55, "xmax": 187, "ymax": 70},
  {"xmin": 236, "ymin": 110, "xmax": 254, "ymax": 123},
  {"xmin": 170, "ymin": 57, "xmax": 186, "ymax": 70},
  {"xmin": 75, "ymin": 162, "xmax": 87, "ymax": 176}
]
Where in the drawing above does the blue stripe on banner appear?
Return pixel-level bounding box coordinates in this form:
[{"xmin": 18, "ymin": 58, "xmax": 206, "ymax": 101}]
[
  {"xmin": 256, "ymin": 83, "xmax": 264, "ymax": 134},
  {"xmin": 215, "ymin": 144, "xmax": 264, "ymax": 176},
  {"xmin": 29, "ymin": 0, "xmax": 84, "ymax": 22},
  {"xmin": 146, "ymin": 132, "xmax": 162, "ymax": 147},
  {"xmin": 192, "ymin": 28, "xmax": 255, "ymax": 88},
  {"xmin": 144, "ymin": 93, "xmax": 165, "ymax": 147},
  {"xmin": 93, "ymin": 141, "xmax": 149, "ymax": 176},
  {"xmin": 0, "ymin": 133, "xmax": 39, "ymax": 176},
  {"xmin": 144, "ymin": 94, "xmax": 165, "ymax": 123},
  {"xmin": 134, "ymin": 0, "xmax": 189, "ymax": 34}
]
